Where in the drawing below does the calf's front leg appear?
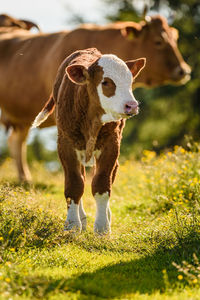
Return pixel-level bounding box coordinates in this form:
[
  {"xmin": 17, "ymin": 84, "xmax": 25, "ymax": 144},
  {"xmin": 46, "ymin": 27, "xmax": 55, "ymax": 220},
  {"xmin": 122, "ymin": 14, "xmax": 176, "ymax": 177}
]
[
  {"xmin": 58, "ymin": 134, "xmax": 85, "ymax": 232},
  {"xmin": 92, "ymin": 143, "xmax": 119, "ymax": 234}
]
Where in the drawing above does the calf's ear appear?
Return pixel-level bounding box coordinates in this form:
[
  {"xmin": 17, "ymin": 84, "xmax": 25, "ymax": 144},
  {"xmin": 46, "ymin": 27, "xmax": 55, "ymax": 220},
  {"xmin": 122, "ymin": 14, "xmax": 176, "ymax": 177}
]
[
  {"xmin": 126, "ymin": 58, "xmax": 146, "ymax": 79},
  {"xmin": 66, "ymin": 64, "xmax": 89, "ymax": 85}
]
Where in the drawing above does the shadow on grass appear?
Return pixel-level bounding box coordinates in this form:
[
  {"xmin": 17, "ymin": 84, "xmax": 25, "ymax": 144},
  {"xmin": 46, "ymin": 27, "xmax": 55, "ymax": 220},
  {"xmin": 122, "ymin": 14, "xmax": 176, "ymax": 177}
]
[
  {"xmin": 68, "ymin": 238, "xmax": 200, "ymax": 298},
  {"xmin": 13, "ymin": 238, "xmax": 200, "ymax": 299},
  {"xmin": 2, "ymin": 232, "xmax": 200, "ymax": 299}
]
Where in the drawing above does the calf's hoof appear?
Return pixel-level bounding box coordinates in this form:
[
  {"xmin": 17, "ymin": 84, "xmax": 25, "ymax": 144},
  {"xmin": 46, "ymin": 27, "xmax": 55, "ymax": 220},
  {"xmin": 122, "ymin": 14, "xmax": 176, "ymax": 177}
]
[
  {"xmin": 64, "ymin": 219, "xmax": 82, "ymax": 233},
  {"xmin": 64, "ymin": 199, "xmax": 82, "ymax": 233},
  {"xmin": 94, "ymin": 218, "xmax": 111, "ymax": 235}
]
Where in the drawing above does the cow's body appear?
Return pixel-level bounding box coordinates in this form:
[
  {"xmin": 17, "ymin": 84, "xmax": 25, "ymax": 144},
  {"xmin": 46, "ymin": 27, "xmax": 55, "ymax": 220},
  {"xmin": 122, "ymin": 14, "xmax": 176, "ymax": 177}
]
[
  {"xmin": 33, "ymin": 48, "xmax": 146, "ymax": 233},
  {"xmin": 0, "ymin": 15, "xmax": 191, "ymax": 181}
]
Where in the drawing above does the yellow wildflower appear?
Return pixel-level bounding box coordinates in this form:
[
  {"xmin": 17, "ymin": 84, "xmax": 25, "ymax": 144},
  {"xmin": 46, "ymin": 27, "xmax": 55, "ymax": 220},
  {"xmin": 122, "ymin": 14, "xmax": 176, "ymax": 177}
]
[
  {"xmin": 180, "ymin": 148, "xmax": 186, "ymax": 154},
  {"xmin": 193, "ymin": 278, "xmax": 198, "ymax": 284},
  {"xmin": 178, "ymin": 275, "xmax": 183, "ymax": 280}
]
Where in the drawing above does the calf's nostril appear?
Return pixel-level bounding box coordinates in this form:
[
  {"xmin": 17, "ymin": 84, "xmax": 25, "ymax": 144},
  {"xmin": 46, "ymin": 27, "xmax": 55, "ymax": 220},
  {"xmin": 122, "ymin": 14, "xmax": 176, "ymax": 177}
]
[
  {"xmin": 124, "ymin": 102, "xmax": 138, "ymax": 115},
  {"xmin": 125, "ymin": 104, "xmax": 132, "ymax": 110}
]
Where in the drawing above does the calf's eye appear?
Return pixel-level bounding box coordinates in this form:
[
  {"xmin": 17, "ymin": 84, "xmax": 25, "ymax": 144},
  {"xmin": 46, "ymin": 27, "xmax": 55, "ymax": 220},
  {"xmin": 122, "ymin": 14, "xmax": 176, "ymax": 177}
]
[
  {"xmin": 101, "ymin": 77, "xmax": 116, "ymax": 97},
  {"xmin": 102, "ymin": 80, "xmax": 109, "ymax": 86}
]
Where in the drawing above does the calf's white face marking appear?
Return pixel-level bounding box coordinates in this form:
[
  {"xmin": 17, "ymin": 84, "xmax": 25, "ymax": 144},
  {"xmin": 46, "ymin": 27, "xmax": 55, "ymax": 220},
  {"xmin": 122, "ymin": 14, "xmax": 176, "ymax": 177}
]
[{"xmin": 97, "ymin": 54, "xmax": 138, "ymax": 123}]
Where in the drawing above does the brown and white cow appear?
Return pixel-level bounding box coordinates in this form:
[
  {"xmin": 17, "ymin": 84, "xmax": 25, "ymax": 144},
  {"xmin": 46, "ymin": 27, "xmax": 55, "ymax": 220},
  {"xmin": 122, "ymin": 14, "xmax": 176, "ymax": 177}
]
[
  {"xmin": 0, "ymin": 15, "xmax": 191, "ymax": 181},
  {"xmin": 33, "ymin": 48, "xmax": 146, "ymax": 233}
]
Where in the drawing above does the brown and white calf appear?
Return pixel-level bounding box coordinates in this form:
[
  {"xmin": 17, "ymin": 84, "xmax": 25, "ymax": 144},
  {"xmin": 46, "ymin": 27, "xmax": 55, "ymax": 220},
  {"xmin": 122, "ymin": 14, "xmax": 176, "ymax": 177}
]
[{"xmin": 33, "ymin": 48, "xmax": 145, "ymax": 234}]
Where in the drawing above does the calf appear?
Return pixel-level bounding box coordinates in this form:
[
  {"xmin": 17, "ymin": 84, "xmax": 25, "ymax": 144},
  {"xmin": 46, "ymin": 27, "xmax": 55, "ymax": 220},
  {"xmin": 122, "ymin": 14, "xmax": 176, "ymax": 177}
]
[{"xmin": 33, "ymin": 48, "xmax": 145, "ymax": 234}]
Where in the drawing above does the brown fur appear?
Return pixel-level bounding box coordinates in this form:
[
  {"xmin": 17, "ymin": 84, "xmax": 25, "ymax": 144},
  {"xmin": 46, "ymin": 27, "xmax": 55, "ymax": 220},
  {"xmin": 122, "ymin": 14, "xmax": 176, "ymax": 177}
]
[{"xmin": 0, "ymin": 15, "xmax": 190, "ymax": 181}]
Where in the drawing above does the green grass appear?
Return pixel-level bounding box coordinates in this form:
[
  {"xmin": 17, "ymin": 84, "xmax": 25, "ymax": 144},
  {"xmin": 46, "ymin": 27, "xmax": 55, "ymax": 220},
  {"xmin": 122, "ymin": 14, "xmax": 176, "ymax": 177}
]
[{"xmin": 0, "ymin": 143, "xmax": 200, "ymax": 299}]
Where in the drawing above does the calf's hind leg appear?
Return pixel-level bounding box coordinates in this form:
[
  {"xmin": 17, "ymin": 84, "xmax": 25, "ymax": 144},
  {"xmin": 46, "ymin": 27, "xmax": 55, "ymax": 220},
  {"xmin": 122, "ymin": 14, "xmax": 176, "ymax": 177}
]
[{"xmin": 57, "ymin": 134, "xmax": 85, "ymax": 232}]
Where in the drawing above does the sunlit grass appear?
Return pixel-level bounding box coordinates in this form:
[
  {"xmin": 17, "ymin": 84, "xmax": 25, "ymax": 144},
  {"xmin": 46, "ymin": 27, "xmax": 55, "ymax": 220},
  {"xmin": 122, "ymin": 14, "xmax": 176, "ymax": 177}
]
[{"xmin": 0, "ymin": 143, "xmax": 200, "ymax": 299}]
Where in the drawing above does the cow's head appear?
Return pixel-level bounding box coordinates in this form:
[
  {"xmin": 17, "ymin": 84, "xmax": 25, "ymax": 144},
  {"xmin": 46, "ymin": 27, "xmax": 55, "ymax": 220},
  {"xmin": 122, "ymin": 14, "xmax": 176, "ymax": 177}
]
[
  {"xmin": 121, "ymin": 15, "xmax": 191, "ymax": 87},
  {"xmin": 66, "ymin": 52, "xmax": 145, "ymax": 123}
]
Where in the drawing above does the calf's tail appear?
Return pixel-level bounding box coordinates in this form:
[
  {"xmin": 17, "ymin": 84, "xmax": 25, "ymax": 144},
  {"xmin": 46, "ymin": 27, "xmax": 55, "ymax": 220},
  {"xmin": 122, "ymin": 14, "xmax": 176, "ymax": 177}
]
[{"xmin": 32, "ymin": 95, "xmax": 55, "ymax": 128}]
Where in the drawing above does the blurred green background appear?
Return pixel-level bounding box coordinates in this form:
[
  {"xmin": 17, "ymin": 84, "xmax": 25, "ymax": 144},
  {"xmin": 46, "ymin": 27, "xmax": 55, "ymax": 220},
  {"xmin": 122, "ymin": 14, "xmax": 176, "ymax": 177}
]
[{"xmin": 0, "ymin": 0, "xmax": 199, "ymax": 165}]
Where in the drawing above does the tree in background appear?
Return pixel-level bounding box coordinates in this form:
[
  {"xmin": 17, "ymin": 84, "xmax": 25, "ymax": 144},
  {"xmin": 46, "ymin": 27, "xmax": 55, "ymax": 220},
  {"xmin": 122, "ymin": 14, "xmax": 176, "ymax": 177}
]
[{"xmin": 103, "ymin": 0, "xmax": 200, "ymax": 157}]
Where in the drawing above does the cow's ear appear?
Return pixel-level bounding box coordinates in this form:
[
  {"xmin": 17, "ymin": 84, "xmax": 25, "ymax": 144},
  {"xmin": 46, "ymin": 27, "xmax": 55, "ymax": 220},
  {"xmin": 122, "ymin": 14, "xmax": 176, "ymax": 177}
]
[
  {"xmin": 66, "ymin": 64, "xmax": 89, "ymax": 85},
  {"xmin": 126, "ymin": 58, "xmax": 146, "ymax": 79},
  {"xmin": 20, "ymin": 19, "xmax": 41, "ymax": 31},
  {"xmin": 121, "ymin": 25, "xmax": 142, "ymax": 40},
  {"xmin": 170, "ymin": 27, "xmax": 179, "ymax": 41}
]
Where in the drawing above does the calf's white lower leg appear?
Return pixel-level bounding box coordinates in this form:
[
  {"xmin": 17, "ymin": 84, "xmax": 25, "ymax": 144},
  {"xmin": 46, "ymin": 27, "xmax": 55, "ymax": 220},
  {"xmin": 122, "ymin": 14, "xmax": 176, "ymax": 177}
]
[
  {"xmin": 64, "ymin": 199, "xmax": 82, "ymax": 232},
  {"xmin": 79, "ymin": 198, "xmax": 87, "ymax": 230},
  {"xmin": 94, "ymin": 192, "xmax": 111, "ymax": 234},
  {"xmin": 107, "ymin": 205, "xmax": 111, "ymax": 224}
]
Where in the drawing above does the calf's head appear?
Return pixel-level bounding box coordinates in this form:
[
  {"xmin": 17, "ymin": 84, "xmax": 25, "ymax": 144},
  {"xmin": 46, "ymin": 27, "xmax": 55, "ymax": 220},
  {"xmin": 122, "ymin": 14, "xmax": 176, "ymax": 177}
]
[{"xmin": 66, "ymin": 54, "xmax": 146, "ymax": 123}]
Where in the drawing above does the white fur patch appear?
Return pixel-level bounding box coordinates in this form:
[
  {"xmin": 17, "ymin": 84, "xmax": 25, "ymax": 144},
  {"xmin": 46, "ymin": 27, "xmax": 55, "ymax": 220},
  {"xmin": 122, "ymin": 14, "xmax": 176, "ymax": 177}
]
[
  {"xmin": 32, "ymin": 110, "xmax": 49, "ymax": 128},
  {"xmin": 94, "ymin": 192, "xmax": 111, "ymax": 234},
  {"xmin": 64, "ymin": 199, "xmax": 82, "ymax": 232},
  {"xmin": 101, "ymin": 112, "xmax": 122, "ymax": 124},
  {"xmin": 76, "ymin": 149, "xmax": 101, "ymax": 167},
  {"xmin": 97, "ymin": 54, "xmax": 138, "ymax": 123}
]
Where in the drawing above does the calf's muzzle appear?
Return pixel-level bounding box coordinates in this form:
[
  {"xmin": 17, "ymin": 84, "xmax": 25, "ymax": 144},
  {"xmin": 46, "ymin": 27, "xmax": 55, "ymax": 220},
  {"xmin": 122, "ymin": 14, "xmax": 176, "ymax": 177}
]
[{"xmin": 124, "ymin": 101, "xmax": 139, "ymax": 116}]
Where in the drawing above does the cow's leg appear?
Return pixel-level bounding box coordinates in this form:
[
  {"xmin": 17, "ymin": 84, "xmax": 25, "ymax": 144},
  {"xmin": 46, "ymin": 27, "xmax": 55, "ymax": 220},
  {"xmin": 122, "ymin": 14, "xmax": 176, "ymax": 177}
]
[
  {"xmin": 92, "ymin": 141, "xmax": 119, "ymax": 234},
  {"xmin": 7, "ymin": 126, "xmax": 31, "ymax": 182},
  {"xmin": 79, "ymin": 198, "xmax": 87, "ymax": 230},
  {"xmin": 57, "ymin": 134, "xmax": 84, "ymax": 232},
  {"xmin": 79, "ymin": 165, "xmax": 87, "ymax": 230}
]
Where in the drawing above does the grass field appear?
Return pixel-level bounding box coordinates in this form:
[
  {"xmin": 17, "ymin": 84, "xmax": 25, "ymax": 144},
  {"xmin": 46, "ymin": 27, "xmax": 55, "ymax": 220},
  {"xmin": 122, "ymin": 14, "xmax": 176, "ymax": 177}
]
[{"xmin": 0, "ymin": 143, "xmax": 200, "ymax": 299}]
